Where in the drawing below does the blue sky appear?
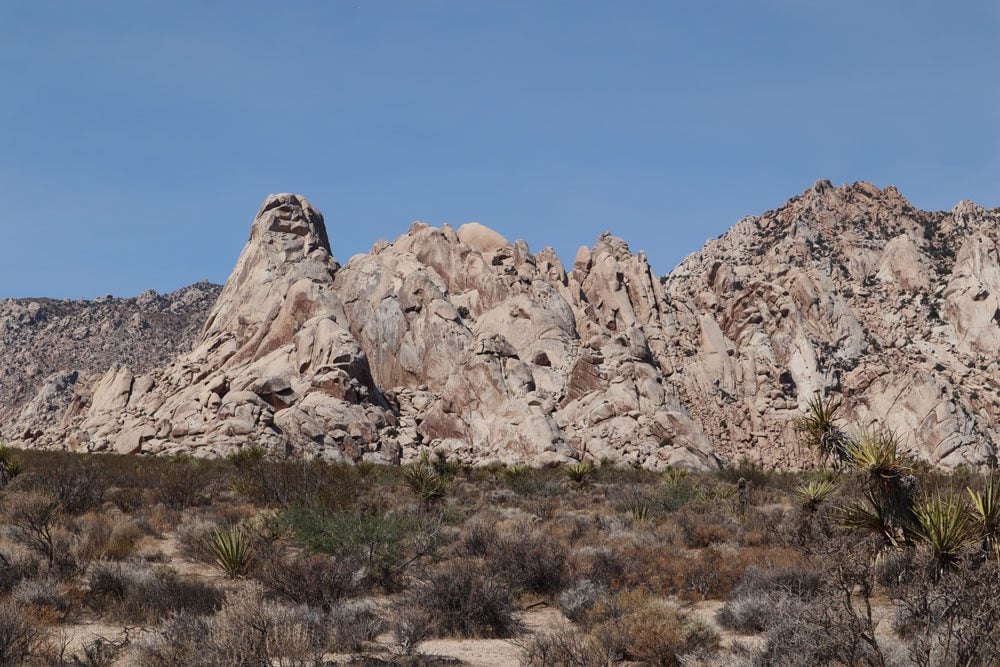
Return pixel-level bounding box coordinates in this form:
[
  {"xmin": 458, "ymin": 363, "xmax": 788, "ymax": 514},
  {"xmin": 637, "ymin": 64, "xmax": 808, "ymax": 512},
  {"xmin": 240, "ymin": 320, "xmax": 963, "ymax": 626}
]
[{"xmin": 2, "ymin": 1, "xmax": 999, "ymax": 298}]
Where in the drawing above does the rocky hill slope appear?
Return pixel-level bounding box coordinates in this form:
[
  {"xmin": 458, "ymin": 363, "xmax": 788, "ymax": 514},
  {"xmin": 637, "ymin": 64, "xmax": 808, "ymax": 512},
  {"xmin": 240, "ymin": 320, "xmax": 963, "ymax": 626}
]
[
  {"xmin": 5, "ymin": 182, "xmax": 999, "ymax": 470},
  {"xmin": 0, "ymin": 284, "xmax": 221, "ymax": 441},
  {"xmin": 663, "ymin": 180, "xmax": 998, "ymax": 468}
]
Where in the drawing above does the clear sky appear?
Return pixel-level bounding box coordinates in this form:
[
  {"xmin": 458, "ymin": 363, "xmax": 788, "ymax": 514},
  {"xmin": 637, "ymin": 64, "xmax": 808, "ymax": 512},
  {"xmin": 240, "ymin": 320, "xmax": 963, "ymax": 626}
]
[{"xmin": 2, "ymin": 1, "xmax": 999, "ymax": 299}]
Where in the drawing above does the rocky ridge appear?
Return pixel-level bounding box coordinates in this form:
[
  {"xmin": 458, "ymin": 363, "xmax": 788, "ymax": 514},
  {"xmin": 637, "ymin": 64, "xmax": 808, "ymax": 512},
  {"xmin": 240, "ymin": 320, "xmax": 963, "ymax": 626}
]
[
  {"xmin": 6, "ymin": 182, "xmax": 1000, "ymax": 469},
  {"xmin": 0, "ymin": 283, "xmax": 221, "ymax": 441},
  {"xmin": 662, "ymin": 180, "xmax": 999, "ymax": 468}
]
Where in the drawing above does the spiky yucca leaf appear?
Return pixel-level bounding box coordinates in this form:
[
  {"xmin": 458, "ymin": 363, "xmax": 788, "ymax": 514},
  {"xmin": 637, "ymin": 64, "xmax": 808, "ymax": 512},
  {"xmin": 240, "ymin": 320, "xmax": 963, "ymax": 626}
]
[
  {"xmin": 402, "ymin": 463, "xmax": 448, "ymax": 505},
  {"xmin": 794, "ymin": 393, "xmax": 849, "ymax": 462},
  {"xmin": 502, "ymin": 464, "xmax": 530, "ymax": 479},
  {"xmin": 913, "ymin": 493, "xmax": 972, "ymax": 576},
  {"xmin": 845, "ymin": 427, "xmax": 911, "ymax": 480},
  {"xmin": 565, "ymin": 461, "xmax": 596, "ymax": 485},
  {"xmin": 0, "ymin": 445, "xmax": 23, "ymax": 478},
  {"xmin": 967, "ymin": 480, "xmax": 1000, "ymax": 562},
  {"xmin": 662, "ymin": 467, "xmax": 690, "ymax": 484},
  {"xmin": 624, "ymin": 498, "xmax": 652, "ymax": 523},
  {"xmin": 841, "ymin": 491, "xmax": 904, "ymax": 548},
  {"xmin": 207, "ymin": 525, "xmax": 256, "ymax": 578},
  {"xmin": 796, "ymin": 480, "xmax": 837, "ymax": 512}
]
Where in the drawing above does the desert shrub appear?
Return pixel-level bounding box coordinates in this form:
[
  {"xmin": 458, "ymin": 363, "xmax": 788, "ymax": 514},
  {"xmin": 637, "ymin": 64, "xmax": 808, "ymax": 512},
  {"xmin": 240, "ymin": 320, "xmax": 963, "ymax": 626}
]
[
  {"xmin": 0, "ymin": 547, "xmax": 40, "ymax": 595},
  {"xmin": 651, "ymin": 476, "xmax": 699, "ymax": 512},
  {"xmin": 749, "ymin": 536, "xmax": 890, "ymax": 666},
  {"xmin": 557, "ymin": 579, "xmax": 607, "ymax": 624},
  {"xmin": 520, "ymin": 628, "xmax": 607, "ymax": 667},
  {"xmin": 86, "ymin": 562, "xmax": 224, "ymax": 623},
  {"xmin": 328, "ymin": 600, "xmax": 386, "ymax": 651},
  {"xmin": 175, "ymin": 514, "xmax": 218, "ymax": 563},
  {"xmin": 58, "ymin": 635, "xmax": 129, "ymax": 667},
  {"xmin": 206, "ymin": 586, "xmax": 329, "ymax": 667},
  {"xmin": 227, "ymin": 451, "xmax": 363, "ymax": 509},
  {"xmin": 13, "ymin": 456, "xmax": 106, "ymax": 515},
  {"xmin": 454, "ymin": 517, "xmax": 499, "ymax": 557},
  {"xmin": 570, "ymin": 546, "xmax": 624, "ymax": 588},
  {"xmin": 132, "ymin": 612, "xmax": 211, "ymax": 667},
  {"xmin": 155, "ymin": 456, "xmax": 214, "ymax": 510},
  {"xmin": 405, "ymin": 558, "xmax": 521, "ymax": 638},
  {"xmin": 390, "ymin": 605, "xmax": 433, "ymax": 657},
  {"xmin": 717, "ymin": 591, "xmax": 779, "ymax": 634},
  {"xmin": 739, "ymin": 504, "xmax": 789, "ymax": 544},
  {"xmin": 889, "ymin": 556, "xmax": 1000, "ymax": 665},
  {"xmin": 732, "ymin": 564, "xmax": 822, "ymax": 600},
  {"xmin": 582, "ymin": 594, "xmax": 720, "ymax": 666},
  {"xmin": 615, "ymin": 545, "xmax": 805, "ymax": 601},
  {"xmin": 255, "ymin": 550, "xmax": 358, "ymax": 610},
  {"xmin": 73, "ymin": 512, "xmax": 145, "ymax": 562},
  {"xmin": 754, "ymin": 595, "xmax": 887, "ymax": 666},
  {"xmin": 486, "ymin": 526, "xmax": 567, "ymax": 595},
  {"xmin": 138, "ymin": 585, "xmax": 336, "ymax": 667},
  {"xmin": 673, "ymin": 509, "xmax": 738, "ymax": 548},
  {"xmin": 0, "ymin": 602, "xmax": 40, "ymax": 666},
  {"xmin": 10, "ymin": 577, "xmax": 71, "ymax": 620},
  {"xmin": 281, "ymin": 506, "xmax": 439, "ymax": 591},
  {"xmin": 717, "ymin": 457, "xmax": 777, "ymax": 489},
  {"xmin": 501, "ymin": 467, "xmax": 561, "ymax": 496},
  {"xmin": 874, "ymin": 549, "xmax": 914, "ymax": 588},
  {"xmin": 3, "ymin": 491, "xmax": 64, "ymax": 570}
]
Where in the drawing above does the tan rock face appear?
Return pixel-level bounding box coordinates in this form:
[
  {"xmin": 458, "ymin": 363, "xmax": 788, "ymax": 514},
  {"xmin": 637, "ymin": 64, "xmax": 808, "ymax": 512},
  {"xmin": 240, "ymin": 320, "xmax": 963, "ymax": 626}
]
[
  {"xmin": 13, "ymin": 194, "xmax": 719, "ymax": 469},
  {"xmin": 662, "ymin": 181, "xmax": 999, "ymax": 468},
  {"xmin": 0, "ymin": 283, "xmax": 220, "ymax": 442},
  {"xmin": 10, "ymin": 181, "xmax": 1000, "ymax": 470},
  {"xmin": 333, "ymin": 222, "xmax": 716, "ymax": 469},
  {"xmin": 28, "ymin": 195, "xmax": 395, "ymax": 462}
]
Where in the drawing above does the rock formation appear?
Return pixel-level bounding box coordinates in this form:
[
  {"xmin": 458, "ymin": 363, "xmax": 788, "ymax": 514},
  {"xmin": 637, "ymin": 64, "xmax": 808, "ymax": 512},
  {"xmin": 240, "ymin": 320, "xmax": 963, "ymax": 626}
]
[
  {"xmin": 0, "ymin": 284, "xmax": 220, "ymax": 441},
  {"xmin": 6, "ymin": 181, "xmax": 1000, "ymax": 470},
  {"xmin": 662, "ymin": 180, "xmax": 998, "ymax": 468}
]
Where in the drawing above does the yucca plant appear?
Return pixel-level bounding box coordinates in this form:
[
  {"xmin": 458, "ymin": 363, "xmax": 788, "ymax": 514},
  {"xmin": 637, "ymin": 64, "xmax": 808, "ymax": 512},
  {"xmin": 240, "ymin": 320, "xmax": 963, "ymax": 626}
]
[
  {"xmin": 402, "ymin": 462, "xmax": 448, "ymax": 505},
  {"xmin": 624, "ymin": 498, "xmax": 653, "ymax": 523},
  {"xmin": 796, "ymin": 479, "xmax": 838, "ymax": 512},
  {"xmin": 967, "ymin": 479, "xmax": 1000, "ymax": 563},
  {"xmin": 207, "ymin": 525, "xmax": 256, "ymax": 578},
  {"xmin": 844, "ymin": 427, "xmax": 911, "ymax": 481},
  {"xmin": 912, "ymin": 493, "xmax": 972, "ymax": 578},
  {"xmin": 845, "ymin": 427, "xmax": 918, "ymax": 533},
  {"xmin": 430, "ymin": 449, "xmax": 461, "ymax": 477},
  {"xmin": 565, "ymin": 461, "xmax": 596, "ymax": 486},
  {"xmin": 662, "ymin": 467, "xmax": 690, "ymax": 484},
  {"xmin": 841, "ymin": 491, "xmax": 905, "ymax": 549},
  {"xmin": 795, "ymin": 393, "xmax": 850, "ymax": 464},
  {"xmin": 0, "ymin": 444, "xmax": 23, "ymax": 479},
  {"xmin": 502, "ymin": 463, "xmax": 530, "ymax": 479}
]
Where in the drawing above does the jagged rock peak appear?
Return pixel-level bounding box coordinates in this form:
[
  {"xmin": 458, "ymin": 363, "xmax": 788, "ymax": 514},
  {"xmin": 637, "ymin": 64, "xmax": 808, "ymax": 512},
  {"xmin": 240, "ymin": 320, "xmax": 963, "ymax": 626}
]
[
  {"xmin": 202, "ymin": 194, "xmax": 341, "ymax": 347},
  {"xmin": 252, "ymin": 193, "xmax": 332, "ymax": 254}
]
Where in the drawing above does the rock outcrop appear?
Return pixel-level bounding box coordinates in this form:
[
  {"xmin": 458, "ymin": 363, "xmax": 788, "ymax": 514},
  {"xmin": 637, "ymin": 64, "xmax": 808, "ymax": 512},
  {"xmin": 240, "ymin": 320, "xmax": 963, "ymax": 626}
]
[
  {"xmin": 7, "ymin": 182, "xmax": 1000, "ymax": 470},
  {"xmin": 0, "ymin": 284, "xmax": 220, "ymax": 441},
  {"xmin": 35, "ymin": 195, "xmax": 395, "ymax": 462},
  {"xmin": 11, "ymin": 195, "xmax": 717, "ymax": 469},
  {"xmin": 662, "ymin": 181, "xmax": 998, "ymax": 468}
]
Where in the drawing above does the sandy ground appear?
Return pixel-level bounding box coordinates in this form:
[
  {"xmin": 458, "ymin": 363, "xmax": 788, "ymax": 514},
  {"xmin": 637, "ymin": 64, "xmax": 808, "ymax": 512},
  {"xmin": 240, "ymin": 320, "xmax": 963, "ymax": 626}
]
[
  {"xmin": 412, "ymin": 605, "xmax": 566, "ymax": 666},
  {"xmin": 55, "ymin": 532, "xmax": 825, "ymax": 665}
]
